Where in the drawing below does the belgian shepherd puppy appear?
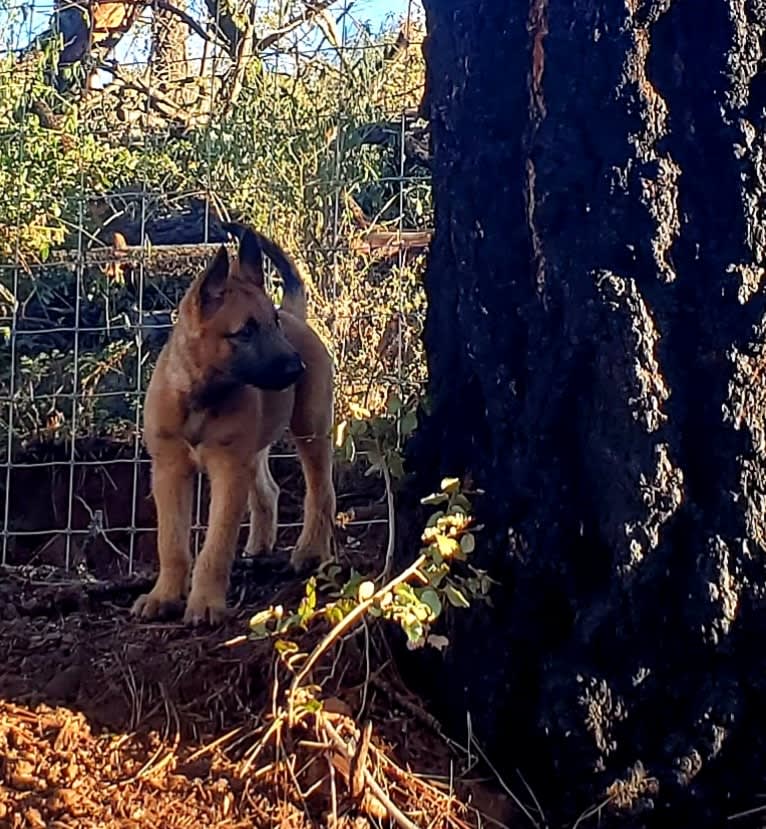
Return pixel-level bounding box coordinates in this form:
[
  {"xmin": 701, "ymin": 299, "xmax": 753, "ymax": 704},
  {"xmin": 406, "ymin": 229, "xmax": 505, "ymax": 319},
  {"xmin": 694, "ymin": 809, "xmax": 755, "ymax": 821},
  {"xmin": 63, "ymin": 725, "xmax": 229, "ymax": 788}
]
[{"xmin": 131, "ymin": 223, "xmax": 336, "ymax": 625}]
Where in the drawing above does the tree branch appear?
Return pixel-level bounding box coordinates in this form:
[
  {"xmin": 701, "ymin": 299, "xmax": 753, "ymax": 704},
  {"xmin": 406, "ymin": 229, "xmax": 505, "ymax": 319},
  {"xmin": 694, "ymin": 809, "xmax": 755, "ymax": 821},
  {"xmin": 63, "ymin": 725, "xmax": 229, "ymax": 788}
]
[{"xmin": 255, "ymin": 0, "xmax": 337, "ymax": 52}]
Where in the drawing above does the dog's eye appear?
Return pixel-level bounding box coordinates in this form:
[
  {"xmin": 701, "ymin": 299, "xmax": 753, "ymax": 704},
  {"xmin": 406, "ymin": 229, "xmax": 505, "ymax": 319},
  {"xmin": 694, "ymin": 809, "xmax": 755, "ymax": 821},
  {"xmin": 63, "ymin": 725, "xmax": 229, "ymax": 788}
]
[{"xmin": 228, "ymin": 318, "xmax": 259, "ymax": 339}]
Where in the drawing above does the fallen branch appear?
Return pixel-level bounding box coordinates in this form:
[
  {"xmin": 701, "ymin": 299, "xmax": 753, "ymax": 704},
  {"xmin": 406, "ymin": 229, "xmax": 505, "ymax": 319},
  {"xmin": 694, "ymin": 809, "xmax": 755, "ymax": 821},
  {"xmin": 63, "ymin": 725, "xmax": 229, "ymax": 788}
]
[
  {"xmin": 350, "ymin": 230, "xmax": 432, "ymax": 259},
  {"xmin": 321, "ymin": 714, "xmax": 421, "ymax": 829}
]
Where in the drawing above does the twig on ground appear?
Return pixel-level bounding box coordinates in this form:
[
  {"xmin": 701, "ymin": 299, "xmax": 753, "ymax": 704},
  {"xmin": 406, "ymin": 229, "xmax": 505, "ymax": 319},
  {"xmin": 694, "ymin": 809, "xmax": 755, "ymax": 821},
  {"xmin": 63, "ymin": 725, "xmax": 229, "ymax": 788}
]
[
  {"xmin": 370, "ymin": 674, "xmax": 443, "ymax": 734},
  {"xmin": 321, "ymin": 714, "xmax": 421, "ymax": 829}
]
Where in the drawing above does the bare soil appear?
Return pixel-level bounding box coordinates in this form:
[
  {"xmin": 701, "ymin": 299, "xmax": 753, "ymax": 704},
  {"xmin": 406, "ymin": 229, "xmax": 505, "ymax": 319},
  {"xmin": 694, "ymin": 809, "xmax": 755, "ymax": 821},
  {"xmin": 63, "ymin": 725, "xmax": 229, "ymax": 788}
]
[{"xmin": 0, "ymin": 490, "xmax": 518, "ymax": 828}]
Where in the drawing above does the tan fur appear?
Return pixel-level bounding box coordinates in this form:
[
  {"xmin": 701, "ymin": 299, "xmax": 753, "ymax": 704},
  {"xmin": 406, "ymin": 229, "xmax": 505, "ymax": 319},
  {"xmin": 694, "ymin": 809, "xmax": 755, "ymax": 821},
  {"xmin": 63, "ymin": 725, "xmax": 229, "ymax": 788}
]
[{"xmin": 131, "ymin": 230, "xmax": 336, "ymax": 625}]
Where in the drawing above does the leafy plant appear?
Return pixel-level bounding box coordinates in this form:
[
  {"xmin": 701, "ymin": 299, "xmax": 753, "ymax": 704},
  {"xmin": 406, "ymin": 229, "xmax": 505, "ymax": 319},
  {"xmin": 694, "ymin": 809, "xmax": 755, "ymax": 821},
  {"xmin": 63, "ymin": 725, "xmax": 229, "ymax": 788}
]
[{"xmin": 249, "ymin": 476, "xmax": 494, "ymax": 664}]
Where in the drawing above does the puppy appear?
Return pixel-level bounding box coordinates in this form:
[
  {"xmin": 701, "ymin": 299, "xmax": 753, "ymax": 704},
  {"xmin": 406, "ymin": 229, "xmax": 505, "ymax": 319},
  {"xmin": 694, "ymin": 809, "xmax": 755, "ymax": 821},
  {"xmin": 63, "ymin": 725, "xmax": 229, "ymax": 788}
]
[{"xmin": 131, "ymin": 223, "xmax": 336, "ymax": 625}]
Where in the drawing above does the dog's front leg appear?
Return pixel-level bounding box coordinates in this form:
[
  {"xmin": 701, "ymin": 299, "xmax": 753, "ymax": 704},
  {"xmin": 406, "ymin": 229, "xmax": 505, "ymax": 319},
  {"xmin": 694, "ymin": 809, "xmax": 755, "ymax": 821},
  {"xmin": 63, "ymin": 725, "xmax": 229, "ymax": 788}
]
[
  {"xmin": 132, "ymin": 452, "xmax": 194, "ymax": 619},
  {"xmin": 184, "ymin": 451, "xmax": 248, "ymax": 625}
]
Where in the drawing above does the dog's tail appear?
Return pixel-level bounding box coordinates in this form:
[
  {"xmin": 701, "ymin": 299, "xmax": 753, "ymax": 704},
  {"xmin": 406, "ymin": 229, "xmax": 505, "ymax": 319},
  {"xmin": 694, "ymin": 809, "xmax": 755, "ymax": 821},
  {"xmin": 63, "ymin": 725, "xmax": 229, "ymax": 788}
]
[
  {"xmin": 254, "ymin": 231, "xmax": 308, "ymax": 321},
  {"xmin": 222, "ymin": 222, "xmax": 308, "ymax": 320}
]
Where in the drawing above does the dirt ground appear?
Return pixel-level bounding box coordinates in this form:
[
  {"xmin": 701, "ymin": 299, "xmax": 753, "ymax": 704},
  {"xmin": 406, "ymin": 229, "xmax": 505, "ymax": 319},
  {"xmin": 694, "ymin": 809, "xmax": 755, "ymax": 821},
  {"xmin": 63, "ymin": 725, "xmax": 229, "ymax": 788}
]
[{"xmin": 0, "ymin": 532, "xmax": 519, "ymax": 828}]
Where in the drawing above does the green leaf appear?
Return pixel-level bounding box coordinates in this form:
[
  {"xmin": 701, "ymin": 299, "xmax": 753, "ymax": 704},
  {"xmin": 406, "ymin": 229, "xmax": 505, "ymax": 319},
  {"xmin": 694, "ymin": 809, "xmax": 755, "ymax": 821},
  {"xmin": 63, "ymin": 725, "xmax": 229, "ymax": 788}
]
[
  {"xmin": 440, "ymin": 477, "xmax": 460, "ymax": 494},
  {"xmin": 387, "ymin": 452, "xmax": 405, "ymax": 480},
  {"xmin": 276, "ymin": 613, "xmax": 301, "ymax": 633},
  {"xmin": 451, "ymin": 494, "xmax": 472, "ymax": 512},
  {"xmin": 340, "ymin": 569, "xmax": 365, "ymax": 599},
  {"xmin": 400, "ymin": 409, "xmax": 418, "ymax": 437},
  {"xmin": 444, "ymin": 584, "xmax": 470, "ymax": 609},
  {"xmin": 249, "ymin": 624, "xmax": 271, "ymax": 640},
  {"xmin": 418, "ymin": 588, "xmax": 442, "ymax": 619},
  {"xmin": 386, "ymin": 394, "xmax": 402, "ymax": 415},
  {"xmin": 460, "ymin": 533, "xmax": 476, "ymax": 554}
]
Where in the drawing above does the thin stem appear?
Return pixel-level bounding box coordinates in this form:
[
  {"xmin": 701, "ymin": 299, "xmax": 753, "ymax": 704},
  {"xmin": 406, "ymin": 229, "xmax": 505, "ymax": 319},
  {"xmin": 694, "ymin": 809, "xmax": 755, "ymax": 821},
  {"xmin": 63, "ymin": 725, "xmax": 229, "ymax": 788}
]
[{"xmin": 289, "ymin": 554, "xmax": 426, "ymax": 697}]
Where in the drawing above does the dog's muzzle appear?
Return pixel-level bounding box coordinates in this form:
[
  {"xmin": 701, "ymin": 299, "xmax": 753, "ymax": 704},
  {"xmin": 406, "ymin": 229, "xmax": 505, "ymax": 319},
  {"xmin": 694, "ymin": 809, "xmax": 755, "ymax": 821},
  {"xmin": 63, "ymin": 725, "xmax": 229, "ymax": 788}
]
[
  {"xmin": 246, "ymin": 352, "xmax": 305, "ymax": 391},
  {"xmin": 276, "ymin": 353, "xmax": 306, "ymax": 387}
]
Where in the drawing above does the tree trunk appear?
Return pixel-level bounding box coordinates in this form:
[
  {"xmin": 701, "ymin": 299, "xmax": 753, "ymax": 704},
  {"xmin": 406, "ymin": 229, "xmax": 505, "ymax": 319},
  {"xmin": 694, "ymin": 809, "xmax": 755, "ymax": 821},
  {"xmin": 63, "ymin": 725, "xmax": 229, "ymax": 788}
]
[
  {"xmin": 151, "ymin": 0, "xmax": 189, "ymax": 83},
  {"xmin": 400, "ymin": 1, "xmax": 766, "ymax": 825}
]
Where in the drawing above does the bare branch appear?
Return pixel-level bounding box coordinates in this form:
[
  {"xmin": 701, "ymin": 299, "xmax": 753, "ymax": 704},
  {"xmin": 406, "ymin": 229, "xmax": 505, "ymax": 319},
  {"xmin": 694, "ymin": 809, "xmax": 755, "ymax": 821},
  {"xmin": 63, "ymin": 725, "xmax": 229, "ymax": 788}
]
[
  {"xmin": 98, "ymin": 61, "xmax": 198, "ymax": 128},
  {"xmin": 255, "ymin": 0, "xmax": 337, "ymax": 52}
]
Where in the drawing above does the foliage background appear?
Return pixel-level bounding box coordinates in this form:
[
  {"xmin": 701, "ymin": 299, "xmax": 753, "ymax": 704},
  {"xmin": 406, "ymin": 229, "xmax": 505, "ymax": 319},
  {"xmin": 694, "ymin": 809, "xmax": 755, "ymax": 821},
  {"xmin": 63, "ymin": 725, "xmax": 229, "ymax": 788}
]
[{"xmin": 0, "ymin": 0, "xmax": 430, "ymax": 456}]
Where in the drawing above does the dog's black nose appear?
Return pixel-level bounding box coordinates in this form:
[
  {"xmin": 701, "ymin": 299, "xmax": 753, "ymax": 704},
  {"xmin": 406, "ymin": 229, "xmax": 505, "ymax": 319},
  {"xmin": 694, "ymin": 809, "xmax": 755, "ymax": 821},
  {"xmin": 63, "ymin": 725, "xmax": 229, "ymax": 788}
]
[{"xmin": 280, "ymin": 353, "xmax": 305, "ymax": 385}]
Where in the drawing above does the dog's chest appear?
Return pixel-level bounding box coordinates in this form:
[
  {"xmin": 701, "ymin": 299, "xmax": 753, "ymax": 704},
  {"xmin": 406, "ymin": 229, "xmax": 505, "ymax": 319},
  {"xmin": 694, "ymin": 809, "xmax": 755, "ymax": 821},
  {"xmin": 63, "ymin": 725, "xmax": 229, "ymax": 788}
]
[
  {"xmin": 181, "ymin": 409, "xmax": 238, "ymax": 466},
  {"xmin": 179, "ymin": 394, "xmax": 291, "ymax": 468}
]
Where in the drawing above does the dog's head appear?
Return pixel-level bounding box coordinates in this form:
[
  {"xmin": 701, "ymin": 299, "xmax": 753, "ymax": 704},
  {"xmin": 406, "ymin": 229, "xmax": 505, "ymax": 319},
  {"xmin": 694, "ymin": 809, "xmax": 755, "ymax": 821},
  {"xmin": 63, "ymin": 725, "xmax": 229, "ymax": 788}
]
[{"xmin": 178, "ymin": 226, "xmax": 305, "ymax": 397}]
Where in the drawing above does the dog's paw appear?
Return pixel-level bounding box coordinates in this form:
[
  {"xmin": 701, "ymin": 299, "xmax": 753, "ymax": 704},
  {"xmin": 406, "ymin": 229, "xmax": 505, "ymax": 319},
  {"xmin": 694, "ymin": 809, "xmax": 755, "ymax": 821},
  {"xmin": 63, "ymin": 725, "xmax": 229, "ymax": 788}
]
[
  {"xmin": 131, "ymin": 589, "xmax": 184, "ymax": 621},
  {"xmin": 183, "ymin": 590, "xmax": 229, "ymax": 626},
  {"xmin": 243, "ymin": 540, "xmax": 274, "ymax": 557},
  {"xmin": 290, "ymin": 543, "xmax": 333, "ymax": 574}
]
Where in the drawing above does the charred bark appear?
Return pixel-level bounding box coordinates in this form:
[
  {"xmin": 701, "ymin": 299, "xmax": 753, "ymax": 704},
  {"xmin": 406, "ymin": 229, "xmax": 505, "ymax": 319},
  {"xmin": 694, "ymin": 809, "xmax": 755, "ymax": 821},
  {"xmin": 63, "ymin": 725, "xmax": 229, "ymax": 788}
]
[{"xmin": 399, "ymin": 0, "xmax": 766, "ymax": 825}]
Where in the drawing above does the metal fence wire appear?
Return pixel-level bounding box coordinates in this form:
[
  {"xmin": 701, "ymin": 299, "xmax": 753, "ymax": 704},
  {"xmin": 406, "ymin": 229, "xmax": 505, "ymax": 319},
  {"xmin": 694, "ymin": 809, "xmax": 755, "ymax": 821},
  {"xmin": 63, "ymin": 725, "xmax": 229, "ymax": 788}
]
[{"xmin": 0, "ymin": 0, "xmax": 430, "ymax": 580}]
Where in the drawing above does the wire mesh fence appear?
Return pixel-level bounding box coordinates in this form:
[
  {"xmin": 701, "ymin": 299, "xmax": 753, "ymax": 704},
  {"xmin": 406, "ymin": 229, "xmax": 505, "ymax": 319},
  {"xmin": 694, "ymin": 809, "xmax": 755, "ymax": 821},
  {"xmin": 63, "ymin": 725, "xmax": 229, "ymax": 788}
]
[{"xmin": 0, "ymin": 0, "xmax": 430, "ymax": 580}]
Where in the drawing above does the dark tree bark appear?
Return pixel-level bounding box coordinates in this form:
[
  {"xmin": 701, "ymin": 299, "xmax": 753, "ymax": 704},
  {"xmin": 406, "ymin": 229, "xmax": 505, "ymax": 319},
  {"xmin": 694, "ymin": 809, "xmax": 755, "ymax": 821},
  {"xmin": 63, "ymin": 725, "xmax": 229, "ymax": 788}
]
[{"xmin": 399, "ymin": 0, "xmax": 766, "ymax": 825}]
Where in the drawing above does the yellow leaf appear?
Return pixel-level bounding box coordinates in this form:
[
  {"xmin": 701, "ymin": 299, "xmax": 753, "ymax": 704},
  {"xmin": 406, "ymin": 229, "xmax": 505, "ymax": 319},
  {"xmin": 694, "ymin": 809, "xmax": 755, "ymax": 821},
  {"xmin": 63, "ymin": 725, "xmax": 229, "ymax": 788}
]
[
  {"xmin": 249, "ymin": 607, "xmax": 276, "ymax": 628},
  {"xmin": 349, "ymin": 402, "xmax": 371, "ymax": 420},
  {"xmin": 333, "ymin": 420, "xmax": 349, "ymax": 449},
  {"xmin": 436, "ymin": 535, "xmax": 461, "ymax": 559},
  {"xmin": 440, "ymin": 477, "xmax": 460, "ymax": 494},
  {"xmin": 358, "ymin": 580, "xmax": 375, "ymax": 602}
]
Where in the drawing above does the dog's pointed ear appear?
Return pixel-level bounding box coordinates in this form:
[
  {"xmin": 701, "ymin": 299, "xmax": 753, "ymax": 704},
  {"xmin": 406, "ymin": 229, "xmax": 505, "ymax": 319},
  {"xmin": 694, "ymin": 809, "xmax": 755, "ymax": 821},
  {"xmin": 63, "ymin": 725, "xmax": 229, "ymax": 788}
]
[
  {"xmin": 223, "ymin": 222, "xmax": 264, "ymax": 288},
  {"xmin": 197, "ymin": 244, "xmax": 230, "ymax": 318}
]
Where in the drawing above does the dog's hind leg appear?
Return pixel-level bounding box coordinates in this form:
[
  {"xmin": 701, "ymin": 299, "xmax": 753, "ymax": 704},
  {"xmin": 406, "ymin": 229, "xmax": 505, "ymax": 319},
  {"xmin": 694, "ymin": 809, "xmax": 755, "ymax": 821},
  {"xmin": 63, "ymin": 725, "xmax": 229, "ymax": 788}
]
[
  {"xmin": 290, "ymin": 433, "xmax": 336, "ymax": 572},
  {"xmin": 245, "ymin": 447, "xmax": 279, "ymax": 555},
  {"xmin": 184, "ymin": 450, "xmax": 249, "ymax": 625},
  {"xmin": 132, "ymin": 451, "xmax": 194, "ymax": 619}
]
